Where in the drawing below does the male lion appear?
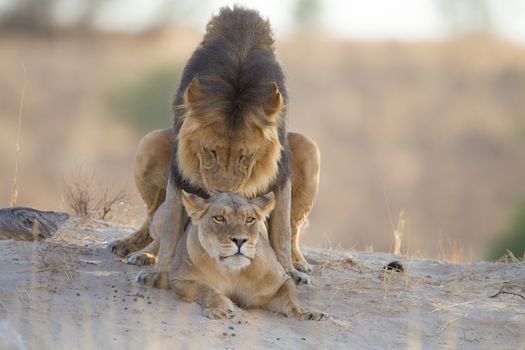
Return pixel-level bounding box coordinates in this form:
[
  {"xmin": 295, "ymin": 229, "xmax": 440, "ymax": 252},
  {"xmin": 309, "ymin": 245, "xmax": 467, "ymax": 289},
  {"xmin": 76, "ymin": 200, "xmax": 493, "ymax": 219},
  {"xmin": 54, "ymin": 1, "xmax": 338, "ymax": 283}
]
[
  {"xmin": 168, "ymin": 190, "xmax": 327, "ymax": 320},
  {"xmin": 109, "ymin": 6, "xmax": 320, "ymax": 286}
]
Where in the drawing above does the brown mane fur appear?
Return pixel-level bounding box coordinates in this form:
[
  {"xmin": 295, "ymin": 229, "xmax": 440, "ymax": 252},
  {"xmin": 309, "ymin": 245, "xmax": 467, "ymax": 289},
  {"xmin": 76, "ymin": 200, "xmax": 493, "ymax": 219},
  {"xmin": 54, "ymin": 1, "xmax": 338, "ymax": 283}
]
[{"xmin": 170, "ymin": 6, "xmax": 291, "ymax": 198}]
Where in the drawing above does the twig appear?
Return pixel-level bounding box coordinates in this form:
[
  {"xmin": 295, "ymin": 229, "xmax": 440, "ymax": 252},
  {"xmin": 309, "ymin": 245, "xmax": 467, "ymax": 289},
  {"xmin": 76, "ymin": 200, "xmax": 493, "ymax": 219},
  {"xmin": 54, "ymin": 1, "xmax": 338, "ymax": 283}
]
[{"xmin": 490, "ymin": 285, "xmax": 525, "ymax": 300}]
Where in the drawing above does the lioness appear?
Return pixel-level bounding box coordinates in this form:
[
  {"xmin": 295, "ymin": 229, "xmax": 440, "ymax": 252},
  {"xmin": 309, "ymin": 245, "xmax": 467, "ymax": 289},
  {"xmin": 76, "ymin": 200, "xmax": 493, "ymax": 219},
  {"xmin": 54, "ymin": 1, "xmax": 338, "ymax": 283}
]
[
  {"xmin": 166, "ymin": 190, "xmax": 327, "ymax": 320},
  {"xmin": 109, "ymin": 6, "xmax": 320, "ymax": 286}
]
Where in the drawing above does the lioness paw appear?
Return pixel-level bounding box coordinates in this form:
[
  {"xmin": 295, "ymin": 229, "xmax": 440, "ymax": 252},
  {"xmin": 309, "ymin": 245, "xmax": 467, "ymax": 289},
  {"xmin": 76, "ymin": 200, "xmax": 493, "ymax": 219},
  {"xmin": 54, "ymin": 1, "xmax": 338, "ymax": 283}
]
[
  {"xmin": 201, "ymin": 297, "xmax": 236, "ymax": 319},
  {"xmin": 287, "ymin": 269, "xmax": 310, "ymax": 285},
  {"xmin": 289, "ymin": 305, "xmax": 328, "ymax": 321},
  {"xmin": 202, "ymin": 305, "xmax": 236, "ymax": 320},
  {"xmin": 298, "ymin": 311, "xmax": 329, "ymax": 321},
  {"xmin": 136, "ymin": 269, "xmax": 169, "ymax": 289},
  {"xmin": 126, "ymin": 252, "xmax": 156, "ymax": 266}
]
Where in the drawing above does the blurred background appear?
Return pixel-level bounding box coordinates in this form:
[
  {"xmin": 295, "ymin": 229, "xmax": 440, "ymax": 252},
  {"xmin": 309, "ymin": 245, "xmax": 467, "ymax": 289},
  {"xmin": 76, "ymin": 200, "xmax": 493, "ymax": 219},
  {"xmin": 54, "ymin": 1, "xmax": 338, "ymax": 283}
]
[{"xmin": 1, "ymin": 0, "xmax": 524, "ymax": 261}]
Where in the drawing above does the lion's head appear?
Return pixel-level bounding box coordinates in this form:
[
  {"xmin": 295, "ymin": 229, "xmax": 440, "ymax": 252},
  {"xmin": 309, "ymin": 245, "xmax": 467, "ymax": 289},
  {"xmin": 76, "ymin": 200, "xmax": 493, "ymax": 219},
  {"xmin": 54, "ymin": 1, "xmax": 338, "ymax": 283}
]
[
  {"xmin": 181, "ymin": 190, "xmax": 275, "ymax": 270},
  {"xmin": 177, "ymin": 78, "xmax": 284, "ymax": 197}
]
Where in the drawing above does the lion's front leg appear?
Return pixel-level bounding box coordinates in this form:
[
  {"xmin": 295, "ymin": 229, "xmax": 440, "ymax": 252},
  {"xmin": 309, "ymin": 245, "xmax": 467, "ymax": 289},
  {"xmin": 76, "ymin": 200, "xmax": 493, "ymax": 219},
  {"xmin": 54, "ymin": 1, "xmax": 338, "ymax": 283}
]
[
  {"xmin": 136, "ymin": 179, "xmax": 187, "ymax": 289},
  {"xmin": 172, "ymin": 280, "xmax": 236, "ymax": 319},
  {"xmin": 108, "ymin": 128, "xmax": 172, "ymax": 257},
  {"xmin": 289, "ymin": 132, "xmax": 320, "ymax": 274},
  {"xmin": 269, "ymin": 180, "xmax": 310, "ymax": 285}
]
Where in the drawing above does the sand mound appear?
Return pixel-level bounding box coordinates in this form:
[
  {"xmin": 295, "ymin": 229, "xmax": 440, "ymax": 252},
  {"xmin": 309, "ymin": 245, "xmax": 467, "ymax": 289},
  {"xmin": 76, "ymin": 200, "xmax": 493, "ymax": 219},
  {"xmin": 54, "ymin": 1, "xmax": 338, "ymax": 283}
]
[{"xmin": 0, "ymin": 219, "xmax": 523, "ymax": 349}]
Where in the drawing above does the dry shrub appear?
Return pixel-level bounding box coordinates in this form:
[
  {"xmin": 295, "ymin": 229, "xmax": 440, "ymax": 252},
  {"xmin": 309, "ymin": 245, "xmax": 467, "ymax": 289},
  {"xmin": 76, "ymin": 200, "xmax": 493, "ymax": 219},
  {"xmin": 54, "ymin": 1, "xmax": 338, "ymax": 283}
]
[{"xmin": 63, "ymin": 170, "xmax": 127, "ymax": 221}]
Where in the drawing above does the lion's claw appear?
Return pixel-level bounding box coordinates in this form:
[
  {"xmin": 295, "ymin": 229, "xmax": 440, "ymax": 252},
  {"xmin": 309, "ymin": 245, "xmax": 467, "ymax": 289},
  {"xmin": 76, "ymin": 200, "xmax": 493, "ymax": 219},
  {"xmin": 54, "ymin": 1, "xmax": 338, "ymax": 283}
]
[
  {"xmin": 126, "ymin": 252, "xmax": 156, "ymax": 266},
  {"xmin": 293, "ymin": 259, "xmax": 312, "ymax": 274},
  {"xmin": 202, "ymin": 305, "xmax": 236, "ymax": 319},
  {"xmin": 107, "ymin": 239, "xmax": 131, "ymax": 257},
  {"xmin": 136, "ymin": 269, "xmax": 169, "ymax": 289},
  {"xmin": 287, "ymin": 269, "xmax": 310, "ymax": 285}
]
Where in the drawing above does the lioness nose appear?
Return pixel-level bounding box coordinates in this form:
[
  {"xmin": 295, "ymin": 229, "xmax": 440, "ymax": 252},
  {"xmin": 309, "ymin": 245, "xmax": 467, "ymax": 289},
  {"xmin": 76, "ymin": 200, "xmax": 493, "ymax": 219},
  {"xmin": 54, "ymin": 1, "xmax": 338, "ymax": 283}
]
[{"xmin": 230, "ymin": 236, "xmax": 248, "ymax": 248}]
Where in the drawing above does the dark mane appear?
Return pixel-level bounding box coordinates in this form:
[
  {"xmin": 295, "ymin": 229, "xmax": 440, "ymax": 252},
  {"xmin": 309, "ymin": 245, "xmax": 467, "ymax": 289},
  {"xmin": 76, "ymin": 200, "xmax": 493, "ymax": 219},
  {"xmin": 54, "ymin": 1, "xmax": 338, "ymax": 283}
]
[{"xmin": 170, "ymin": 6, "xmax": 291, "ymax": 196}]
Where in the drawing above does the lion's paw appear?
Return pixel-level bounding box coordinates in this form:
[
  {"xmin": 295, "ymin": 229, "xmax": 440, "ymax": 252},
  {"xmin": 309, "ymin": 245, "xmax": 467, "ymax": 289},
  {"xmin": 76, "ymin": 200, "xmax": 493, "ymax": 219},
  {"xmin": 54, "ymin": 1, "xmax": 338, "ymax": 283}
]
[
  {"xmin": 107, "ymin": 239, "xmax": 132, "ymax": 257},
  {"xmin": 136, "ymin": 268, "xmax": 169, "ymax": 289},
  {"xmin": 202, "ymin": 301, "xmax": 236, "ymax": 320},
  {"xmin": 287, "ymin": 269, "xmax": 310, "ymax": 285},
  {"xmin": 297, "ymin": 311, "xmax": 329, "ymax": 321},
  {"xmin": 289, "ymin": 305, "xmax": 328, "ymax": 321},
  {"xmin": 293, "ymin": 259, "xmax": 312, "ymax": 274},
  {"xmin": 126, "ymin": 252, "xmax": 156, "ymax": 266}
]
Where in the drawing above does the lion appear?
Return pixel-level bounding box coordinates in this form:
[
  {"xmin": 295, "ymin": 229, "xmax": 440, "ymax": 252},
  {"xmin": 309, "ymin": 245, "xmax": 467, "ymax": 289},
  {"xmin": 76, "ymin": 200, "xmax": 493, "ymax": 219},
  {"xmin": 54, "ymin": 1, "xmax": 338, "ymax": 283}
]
[
  {"xmin": 167, "ymin": 189, "xmax": 327, "ymax": 321},
  {"xmin": 108, "ymin": 6, "xmax": 320, "ymax": 286}
]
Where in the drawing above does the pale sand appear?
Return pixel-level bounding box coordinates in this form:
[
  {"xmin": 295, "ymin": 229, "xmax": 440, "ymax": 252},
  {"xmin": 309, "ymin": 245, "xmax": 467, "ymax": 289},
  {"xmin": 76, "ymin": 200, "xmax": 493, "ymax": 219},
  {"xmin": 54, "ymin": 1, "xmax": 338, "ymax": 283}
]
[{"xmin": 0, "ymin": 219, "xmax": 523, "ymax": 349}]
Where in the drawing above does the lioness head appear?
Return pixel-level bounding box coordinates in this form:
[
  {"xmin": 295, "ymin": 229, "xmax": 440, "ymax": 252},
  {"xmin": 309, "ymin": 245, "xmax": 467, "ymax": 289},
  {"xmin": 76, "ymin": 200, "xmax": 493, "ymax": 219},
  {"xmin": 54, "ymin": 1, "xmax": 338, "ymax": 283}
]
[
  {"xmin": 181, "ymin": 190, "xmax": 275, "ymax": 270},
  {"xmin": 177, "ymin": 78, "xmax": 284, "ymax": 197}
]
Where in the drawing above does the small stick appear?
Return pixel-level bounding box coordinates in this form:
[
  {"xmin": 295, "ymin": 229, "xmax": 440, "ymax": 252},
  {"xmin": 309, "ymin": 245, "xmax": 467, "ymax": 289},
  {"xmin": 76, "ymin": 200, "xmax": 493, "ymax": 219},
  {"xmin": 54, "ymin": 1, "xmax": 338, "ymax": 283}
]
[{"xmin": 490, "ymin": 285, "xmax": 525, "ymax": 300}]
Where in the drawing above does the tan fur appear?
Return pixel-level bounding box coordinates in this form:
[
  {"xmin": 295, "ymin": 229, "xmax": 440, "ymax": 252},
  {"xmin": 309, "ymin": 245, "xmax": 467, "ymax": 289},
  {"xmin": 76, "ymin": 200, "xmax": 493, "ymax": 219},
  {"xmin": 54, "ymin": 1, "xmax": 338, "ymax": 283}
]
[
  {"xmin": 111, "ymin": 128, "xmax": 319, "ymax": 276},
  {"xmin": 167, "ymin": 191, "xmax": 327, "ymax": 320}
]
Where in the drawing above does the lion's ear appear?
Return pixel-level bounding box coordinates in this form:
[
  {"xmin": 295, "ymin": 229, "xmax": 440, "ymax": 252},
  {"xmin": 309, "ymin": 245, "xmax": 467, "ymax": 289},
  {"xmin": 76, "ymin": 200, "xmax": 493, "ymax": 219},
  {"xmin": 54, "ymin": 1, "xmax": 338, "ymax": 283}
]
[
  {"xmin": 184, "ymin": 77, "xmax": 203, "ymax": 109},
  {"xmin": 250, "ymin": 192, "xmax": 275, "ymax": 218},
  {"xmin": 263, "ymin": 83, "xmax": 284, "ymax": 118},
  {"xmin": 181, "ymin": 190, "xmax": 208, "ymax": 218}
]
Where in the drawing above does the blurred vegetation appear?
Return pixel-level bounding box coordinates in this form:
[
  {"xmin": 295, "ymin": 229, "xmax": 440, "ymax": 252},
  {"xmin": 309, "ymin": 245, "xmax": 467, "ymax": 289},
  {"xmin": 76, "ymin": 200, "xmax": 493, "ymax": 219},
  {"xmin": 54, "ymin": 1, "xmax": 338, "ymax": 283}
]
[
  {"xmin": 106, "ymin": 66, "xmax": 181, "ymax": 132},
  {"xmin": 488, "ymin": 200, "xmax": 525, "ymax": 261}
]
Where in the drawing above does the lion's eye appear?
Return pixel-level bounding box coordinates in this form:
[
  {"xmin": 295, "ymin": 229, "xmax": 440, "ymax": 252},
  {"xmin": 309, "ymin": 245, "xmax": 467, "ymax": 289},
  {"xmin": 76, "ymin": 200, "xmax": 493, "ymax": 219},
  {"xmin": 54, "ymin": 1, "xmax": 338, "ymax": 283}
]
[
  {"xmin": 213, "ymin": 215, "xmax": 225, "ymax": 223},
  {"xmin": 245, "ymin": 216, "xmax": 255, "ymax": 224},
  {"xmin": 210, "ymin": 150, "xmax": 217, "ymax": 158}
]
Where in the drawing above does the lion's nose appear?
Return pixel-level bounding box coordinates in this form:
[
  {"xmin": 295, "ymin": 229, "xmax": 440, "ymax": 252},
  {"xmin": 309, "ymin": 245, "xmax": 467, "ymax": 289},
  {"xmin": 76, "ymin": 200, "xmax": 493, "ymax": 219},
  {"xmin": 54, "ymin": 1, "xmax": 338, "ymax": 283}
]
[{"xmin": 230, "ymin": 236, "xmax": 248, "ymax": 248}]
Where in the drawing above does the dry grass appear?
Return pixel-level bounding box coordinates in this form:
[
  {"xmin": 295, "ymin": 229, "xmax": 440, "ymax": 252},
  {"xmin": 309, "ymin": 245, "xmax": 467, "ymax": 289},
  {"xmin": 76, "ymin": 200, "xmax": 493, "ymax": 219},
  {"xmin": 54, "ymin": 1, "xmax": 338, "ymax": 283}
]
[
  {"xmin": 438, "ymin": 236, "xmax": 465, "ymax": 263},
  {"xmin": 9, "ymin": 62, "xmax": 26, "ymax": 207},
  {"xmin": 495, "ymin": 249, "xmax": 524, "ymax": 264}
]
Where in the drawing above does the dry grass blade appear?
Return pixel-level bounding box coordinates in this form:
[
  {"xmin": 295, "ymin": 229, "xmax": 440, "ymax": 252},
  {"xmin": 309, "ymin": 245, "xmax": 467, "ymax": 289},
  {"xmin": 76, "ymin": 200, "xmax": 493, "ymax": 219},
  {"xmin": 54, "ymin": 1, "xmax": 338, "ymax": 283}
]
[
  {"xmin": 0, "ymin": 299, "xmax": 8, "ymax": 312},
  {"xmin": 10, "ymin": 62, "xmax": 26, "ymax": 207}
]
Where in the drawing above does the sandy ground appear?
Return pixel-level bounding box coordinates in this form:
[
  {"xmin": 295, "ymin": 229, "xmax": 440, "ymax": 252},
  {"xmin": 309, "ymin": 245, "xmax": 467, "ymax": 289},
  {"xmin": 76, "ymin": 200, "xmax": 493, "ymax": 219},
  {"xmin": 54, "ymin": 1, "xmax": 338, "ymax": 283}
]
[{"xmin": 0, "ymin": 219, "xmax": 524, "ymax": 350}]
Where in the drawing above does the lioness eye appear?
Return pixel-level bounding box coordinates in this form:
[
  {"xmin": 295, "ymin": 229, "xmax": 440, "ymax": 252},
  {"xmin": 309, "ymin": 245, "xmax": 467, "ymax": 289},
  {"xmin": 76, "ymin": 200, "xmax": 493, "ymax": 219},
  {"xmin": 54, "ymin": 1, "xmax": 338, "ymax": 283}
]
[
  {"xmin": 245, "ymin": 217, "xmax": 255, "ymax": 224},
  {"xmin": 213, "ymin": 215, "xmax": 225, "ymax": 223},
  {"xmin": 210, "ymin": 150, "xmax": 217, "ymax": 158}
]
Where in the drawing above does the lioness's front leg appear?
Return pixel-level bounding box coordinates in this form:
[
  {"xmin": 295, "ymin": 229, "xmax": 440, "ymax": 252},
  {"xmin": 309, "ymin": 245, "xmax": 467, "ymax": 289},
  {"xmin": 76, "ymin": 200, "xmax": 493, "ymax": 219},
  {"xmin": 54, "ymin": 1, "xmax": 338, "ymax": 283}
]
[
  {"xmin": 172, "ymin": 280, "xmax": 236, "ymax": 319},
  {"xmin": 264, "ymin": 279, "xmax": 327, "ymax": 321},
  {"xmin": 136, "ymin": 179, "xmax": 187, "ymax": 289},
  {"xmin": 270, "ymin": 180, "xmax": 310, "ymax": 284}
]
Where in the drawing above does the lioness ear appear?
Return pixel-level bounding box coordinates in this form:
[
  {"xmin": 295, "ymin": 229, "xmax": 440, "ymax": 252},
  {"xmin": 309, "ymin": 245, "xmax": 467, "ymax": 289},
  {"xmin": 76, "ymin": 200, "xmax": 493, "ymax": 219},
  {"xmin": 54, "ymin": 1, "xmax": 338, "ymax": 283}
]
[
  {"xmin": 184, "ymin": 77, "xmax": 203, "ymax": 109},
  {"xmin": 250, "ymin": 192, "xmax": 275, "ymax": 218},
  {"xmin": 181, "ymin": 190, "xmax": 208, "ymax": 218},
  {"xmin": 263, "ymin": 83, "xmax": 284, "ymax": 118}
]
